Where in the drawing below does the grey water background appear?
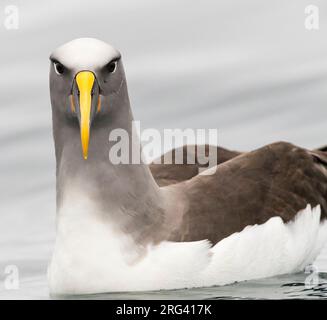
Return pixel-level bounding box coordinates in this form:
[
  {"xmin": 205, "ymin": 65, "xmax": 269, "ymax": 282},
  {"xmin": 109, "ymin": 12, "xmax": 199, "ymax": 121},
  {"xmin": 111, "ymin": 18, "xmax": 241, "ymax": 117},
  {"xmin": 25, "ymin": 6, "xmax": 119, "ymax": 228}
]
[{"xmin": 0, "ymin": 0, "xmax": 327, "ymax": 299}]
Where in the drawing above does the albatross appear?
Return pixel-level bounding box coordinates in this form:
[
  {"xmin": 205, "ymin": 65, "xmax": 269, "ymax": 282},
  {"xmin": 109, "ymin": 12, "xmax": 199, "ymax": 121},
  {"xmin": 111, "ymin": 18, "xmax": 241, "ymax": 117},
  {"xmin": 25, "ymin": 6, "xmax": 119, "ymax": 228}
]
[{"xmin": 48, "ymin": 38, "xmax": 327, "ymax": 296}]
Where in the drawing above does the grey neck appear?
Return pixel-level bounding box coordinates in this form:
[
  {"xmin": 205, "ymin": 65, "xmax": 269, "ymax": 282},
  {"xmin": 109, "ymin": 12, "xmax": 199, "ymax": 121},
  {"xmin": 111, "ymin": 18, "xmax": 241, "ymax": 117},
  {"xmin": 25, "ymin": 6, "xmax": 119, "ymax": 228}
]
[{"xmin": 52, "ymin": 83, "xmax": 169, "ymax": 245}]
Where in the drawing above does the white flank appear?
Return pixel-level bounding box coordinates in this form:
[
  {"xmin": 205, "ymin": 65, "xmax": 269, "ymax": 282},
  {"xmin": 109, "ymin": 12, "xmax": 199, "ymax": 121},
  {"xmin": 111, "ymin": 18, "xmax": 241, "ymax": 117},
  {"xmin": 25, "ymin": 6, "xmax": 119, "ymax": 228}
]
[{"xmin": 48, "ymin": 203, "xmax": 327, "ymax": 295}]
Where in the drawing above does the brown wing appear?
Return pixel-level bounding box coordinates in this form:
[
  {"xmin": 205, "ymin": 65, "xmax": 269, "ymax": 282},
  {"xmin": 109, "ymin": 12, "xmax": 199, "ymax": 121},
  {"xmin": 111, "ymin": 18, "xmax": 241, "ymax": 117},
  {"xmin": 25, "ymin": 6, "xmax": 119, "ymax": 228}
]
[
  {"xmin": 317, "ymin": 145, "xmax": 327, "ymax": 152},
  {"xmin": 169, "ymin": 142, "xmax": 327, "ymax": 244},
  {"xmin": 150, "ymin": 144, "xmax": 241, "ymax": 187}
]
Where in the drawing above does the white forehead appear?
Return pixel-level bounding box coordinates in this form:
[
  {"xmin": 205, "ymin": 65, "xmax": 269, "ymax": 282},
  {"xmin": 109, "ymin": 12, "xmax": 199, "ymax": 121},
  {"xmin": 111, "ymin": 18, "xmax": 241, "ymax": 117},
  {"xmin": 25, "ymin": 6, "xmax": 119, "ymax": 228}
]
[{"xmin": 50, "ymin": 38, "xmax": 120, "ymax": 70}]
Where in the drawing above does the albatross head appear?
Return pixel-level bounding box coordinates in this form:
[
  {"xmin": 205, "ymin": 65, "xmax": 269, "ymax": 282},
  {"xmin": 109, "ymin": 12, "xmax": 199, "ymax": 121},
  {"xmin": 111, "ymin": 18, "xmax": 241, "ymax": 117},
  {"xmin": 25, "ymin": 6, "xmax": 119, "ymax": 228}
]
[{"xmin": 49, "ymin": 38, "xmax": 125, "ymax": 160}]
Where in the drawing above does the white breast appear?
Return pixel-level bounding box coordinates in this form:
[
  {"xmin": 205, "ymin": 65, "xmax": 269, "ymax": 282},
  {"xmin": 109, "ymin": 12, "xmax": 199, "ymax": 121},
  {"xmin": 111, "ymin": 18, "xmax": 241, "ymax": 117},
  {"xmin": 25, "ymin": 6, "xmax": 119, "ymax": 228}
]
[{"xmin": 48, "ymin": 201, "xmax": 327, "ymax": 296}]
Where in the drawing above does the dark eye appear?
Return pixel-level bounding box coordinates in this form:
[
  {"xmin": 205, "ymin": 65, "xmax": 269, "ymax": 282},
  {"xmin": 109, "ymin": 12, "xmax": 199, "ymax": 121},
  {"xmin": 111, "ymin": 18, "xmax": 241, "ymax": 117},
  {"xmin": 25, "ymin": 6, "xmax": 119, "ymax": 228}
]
[
  {"xmin": 107, "ymin": 61, "xmax": 117, "ymax": 73},
  {"xmin": 53, "ymin": 62, "xmax": 65, "ymax": 75}
]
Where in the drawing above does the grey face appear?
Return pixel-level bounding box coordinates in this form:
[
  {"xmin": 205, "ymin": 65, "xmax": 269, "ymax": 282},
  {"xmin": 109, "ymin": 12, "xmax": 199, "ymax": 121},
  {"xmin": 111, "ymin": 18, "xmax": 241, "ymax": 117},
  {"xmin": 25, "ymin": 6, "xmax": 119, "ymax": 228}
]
[{"xmin": 49, "ymin": 38, "xmax": 123, "ymax": 159}]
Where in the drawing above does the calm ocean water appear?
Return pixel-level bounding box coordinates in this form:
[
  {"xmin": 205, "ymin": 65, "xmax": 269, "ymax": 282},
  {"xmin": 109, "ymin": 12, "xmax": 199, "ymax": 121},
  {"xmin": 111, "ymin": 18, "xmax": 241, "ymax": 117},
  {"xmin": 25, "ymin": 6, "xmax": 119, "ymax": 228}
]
[
  {"xmin": 1, "ymin": 267, "xmax": 327, "ymax": 299},
  {"xmin": 1, "ymin": 0, "xmax": 327, "ymax": 299}
]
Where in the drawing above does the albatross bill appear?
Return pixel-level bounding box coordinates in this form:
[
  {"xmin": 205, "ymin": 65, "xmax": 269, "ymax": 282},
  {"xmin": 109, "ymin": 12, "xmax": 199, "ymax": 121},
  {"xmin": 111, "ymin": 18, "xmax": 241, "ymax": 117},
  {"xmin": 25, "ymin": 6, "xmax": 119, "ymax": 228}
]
[{"xmin": 75, "ymin": 71, "xmax": 95, "ymax": 160}]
